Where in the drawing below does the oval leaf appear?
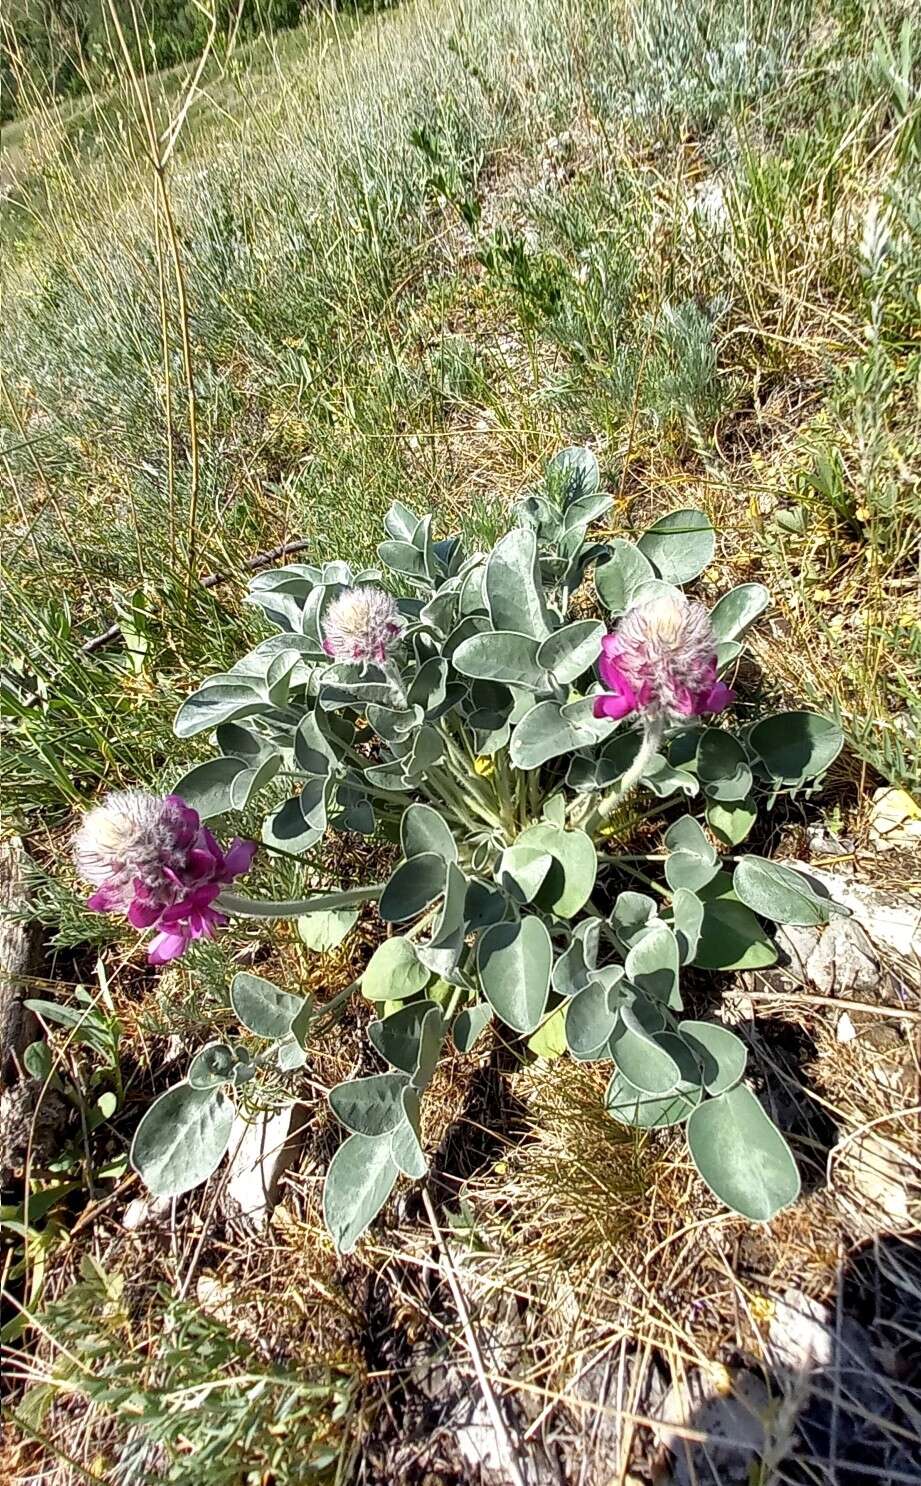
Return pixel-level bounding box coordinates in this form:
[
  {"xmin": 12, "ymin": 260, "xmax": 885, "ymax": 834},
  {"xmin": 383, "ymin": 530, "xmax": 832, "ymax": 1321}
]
[
  {"xmin": 693, "ymin": 898, "xmax": 777, "ymax": 970},
  {"xmin": 452, "ymin": 631, "xmax": 547, "ymax": 690},
  {"xmin": 379, "ymin": 853, "xmax": 446, "ymax": 923},
  {"xmin": 477, "ymin": 917, "xmax": 552, "ymax": 1034},
  {"xmin": 329, "ymin": 1073, "xmax": 410, "ymax": 1136},
  {"xmin": 595, "ymin": 540, "xmax": 656, "ymax": 615},
  {"xmin": 297, "ymin": 908, "xmax": 359, "ymax": 953},
  {"xmin": 733, "ymin": 856, "xmax": 845, "ymax": 927},
  {"xmin": 606, "ymin": 1034, "xmax": 704, "ymax": 1127},
  {"xmin": 678, "ymin": 1021, "xmax": 747, "ymax": 1095},
  {"xmin": 230, "ymin": 973, "xmax": 305, "ymax": 1040},
  {"xmin": 171, "ymin": 758, "xmax": 248, "ymax": 821},
  {"xmin": 323, "ymin": 1132, "xmax": 400, "ymax": 1253},
  {"xmin": 130, "ymin": 1083, "xmax": 234, "ymax": 1199},
  {"xmin": 749, "ymin": 711, "xmax": 843, "ymax": 784},
  {"xmin": 515, "ymin": 823, "xmax": 596, "ymax": 919},
  {"xmin": 362, "ymin": 937, "xmax": 431, "ymax": 1002},
  {"xmin": 709, "ymin": 583, "xmax": 770, "ymax": 640},
  {"xmin": 687, "ymin": 1085, "xmax": 801, "ymax": 1220},
  {"xmin": 401, "ymin": 803, "xmax": 458, "ymax": 864},
  {"xmin": 637, "ymin": 508, "xmax": 715, "ymax": 583}
]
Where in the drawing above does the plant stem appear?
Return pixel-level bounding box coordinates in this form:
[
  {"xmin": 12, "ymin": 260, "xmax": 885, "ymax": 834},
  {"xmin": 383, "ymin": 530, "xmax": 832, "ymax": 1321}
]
[
  {"xmin": 577, "ymin": 716, "xmax": 665, "ymax": 838},
  {"xmin": 217, "ymin": 884, "xmax": 385, "ymax": 919}
]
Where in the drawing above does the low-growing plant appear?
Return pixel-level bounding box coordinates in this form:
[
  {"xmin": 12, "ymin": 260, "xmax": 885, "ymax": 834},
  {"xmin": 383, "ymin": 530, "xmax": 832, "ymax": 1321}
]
[{"xmin": 78, "ymin": 448, "xmax": 848, "ymax": 1250}]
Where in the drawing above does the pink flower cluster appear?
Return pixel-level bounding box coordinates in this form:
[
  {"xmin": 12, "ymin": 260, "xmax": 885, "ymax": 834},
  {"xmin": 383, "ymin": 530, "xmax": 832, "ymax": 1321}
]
[
  {"xmin": 322, "ymin": 586, "xmax": 402, "ymax": 666},
  {"xmin": 594, "ymin": 592, "xmax": 735, "ymax": 723},
  {"xmin": 74, "ymin": 791, "xmax": 256, "ymax": 964}
]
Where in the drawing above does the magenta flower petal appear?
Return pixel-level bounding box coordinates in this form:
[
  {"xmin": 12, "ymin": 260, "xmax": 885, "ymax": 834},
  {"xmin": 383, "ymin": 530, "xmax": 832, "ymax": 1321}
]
[
  {"xmin": 593, "ymin": 690, "xmax": 637, "ymax": 721},
  {"xmin": 696, "ymin": 681, "xmax": 736, "ymax": 715},
  {"xmin": 74, "ymin": 789, "xmax": 257, "ymax": 965},
  {"xmin": 148, "ymin": 928, "xmax": 189, "ymax": 964},
  {"xmin": 223, "ymin": 838, "xmax": 258, "ymax": 877}
]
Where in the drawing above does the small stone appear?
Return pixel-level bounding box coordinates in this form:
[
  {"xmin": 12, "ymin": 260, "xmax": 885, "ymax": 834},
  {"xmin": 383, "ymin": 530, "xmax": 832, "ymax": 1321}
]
[
  {"xmin": 804, "ymin": 918, "xmax": 879, "ymax": 997},
  {"xmin": 121, "ymin": 1193, "xmax": 171, "ymax": 1231},
  {"xmin": 836, "ymin": 1012, "xmax": 857, "ymax": 1043},
  {"xmin": 869, "ymin": 787, "xmax": 921, "ymax": 851},
  {"xmin": 775, "ymin": 924, "xmax": 821, "ymax": 980}
]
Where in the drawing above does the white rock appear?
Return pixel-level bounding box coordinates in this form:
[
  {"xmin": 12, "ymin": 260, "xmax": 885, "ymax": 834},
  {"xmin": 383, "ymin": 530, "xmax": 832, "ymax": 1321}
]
[
  {"xmin": 121, "ymin": 1193, "xmax": 171, "ymax": 1231},
  {"xmin": 780, "ymin": 864, "xmax": 921, "ymax": 964},
  {"xmin": 803, "ymin": 917, "xmax": 880, "ymax": 997},
  {"xmin": 653, "ymin": 1370, "xmax": 770, "ymax": 1486},
  {"xmin": 224, "ymin": 1104, "xmax": 306, "ymax": 1230},
  {"xmin": 836, "ymin": 1012, "xmax": 857, "ymax": 1043},
  {"xmin": 833, "ymin": 1131, "xmax": 916, "ymax": 1234}
]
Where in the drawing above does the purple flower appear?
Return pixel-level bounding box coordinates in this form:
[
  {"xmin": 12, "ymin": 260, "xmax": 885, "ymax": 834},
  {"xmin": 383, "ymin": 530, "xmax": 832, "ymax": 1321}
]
[
  {"xmin": 74, "ymin": 790, "xmax": 256, "ymax": 964},
  {"xmin": 594, "ymin": 593, "xmax": 735, "ymax": 723},
  {"xmin": 322, "ymin": 586, "xmax": 402, "ymax": 667}
]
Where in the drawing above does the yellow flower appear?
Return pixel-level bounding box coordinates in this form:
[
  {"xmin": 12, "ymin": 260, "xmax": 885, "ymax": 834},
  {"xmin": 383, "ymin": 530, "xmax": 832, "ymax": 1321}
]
[
  {"xmin": 749, "ymin": 1293, "xmax": 775, "ymax": 1325},
  {"xmin": 597, "ymin": 821, "xmax": 619, "ymax": 839},
  {"xmin": 473, "ymin": 755, "xmax": 495, "ymax": 778}
]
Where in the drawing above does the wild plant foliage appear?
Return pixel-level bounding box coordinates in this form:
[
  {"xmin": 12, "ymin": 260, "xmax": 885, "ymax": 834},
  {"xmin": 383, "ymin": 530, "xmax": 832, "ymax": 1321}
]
[{"xmin": 91, "ymin": 449, "xmax": 846, "ymax": 1246}]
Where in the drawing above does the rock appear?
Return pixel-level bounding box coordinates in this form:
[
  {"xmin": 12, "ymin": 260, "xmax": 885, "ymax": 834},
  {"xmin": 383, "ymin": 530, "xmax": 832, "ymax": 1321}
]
[
  {"xmin": 565, "ymin": 1348, "xmax": 667, "ymax": 1483},
  {"xmin": 121, "ymin": 1194, "xmax": 171, "ymax": 1231},
  {"xmin": 652, "ymin": 1369, "xmax": 770, "ymax": 1486},
  {"xmin": 833, "ymin": 1130, "xmax": 916, "ymax": 1235},
  {"xmin": 766, "ymin": 1288, "xmax": 895, "ymax": 1470},
  {"xmin": 836, "ymin": 1012, "xmax": 857, "ymax": 1043},
  {"xmin": 783, "ymin": 864, "xmax": 920, "ymax": 964},
  {"xmin": 223, "ymin": 1103, "xmax": 306, "ymax": 1230},
  {"xmin": 802, "ymin": 917, "xmax": 880, "ymax": 997},
  {"xmin": 869, "ymin": 787, "xmax": 921, "ymax": 851}
]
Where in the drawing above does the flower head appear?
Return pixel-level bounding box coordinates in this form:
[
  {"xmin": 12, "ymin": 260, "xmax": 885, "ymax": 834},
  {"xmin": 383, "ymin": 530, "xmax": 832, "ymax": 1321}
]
[
  {"xmin": 74, "ymin": 790, "xmax": 256, "ymax": 964},
  {"xmin": 322, "ymin": 586, "xmax": 402, "ymax": 667},
  {"xmin": 594, "ymin": 592, "xmax": 735, "ymax": 723}
]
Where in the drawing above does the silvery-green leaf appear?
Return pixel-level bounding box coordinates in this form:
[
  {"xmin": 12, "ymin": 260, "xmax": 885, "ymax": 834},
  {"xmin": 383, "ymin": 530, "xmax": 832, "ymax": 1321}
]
[
  {"xmin": 693, "ymin": 897, "xmax": 777, "ymax": 970},
  {"xmin": 452, "ymin": 631, "xmax": 548, "ymax": 690},
  {"xmin": 230, "ymin": 973, "xmax": 305, "ymax": 1040},
  {"xmin": 733, "ymin": 856, "xmax": 846, "ymax": 927},
  {"xmin": 229, "ymin": 752, "xmax": 283, "ymax": 811},
  {"xmin": 610, "ymin": 892, "xmax": 659, "ymax": 952},
  {"xmin": 749, "ymin": 711, "xmax": 843, "ymax": 785},
  {"xmin": 417, "ymin": 862, "xmax": 467, "ymax": 978},
  {"xmin": 188, "ymin": 1042, "xmax": 239, "ymax": 1091},
  {"xmin": 687, "ymin": 1085, "xmax": 800, "ymax": 1220},
  {"xmin": 706, "ymin": 797, "xmax": 757, "ymax": 847},
  {"xmin": 515, "ymin": 824, "xmax": 596, "ymax": 919},
  {"xmin": 215, "ymin": 722, "xmax": 272, "ymax": 762},
  {"xmin": 510, "ymin": 701, "xmax": 600, "ymax": 769},
  {"xmin": 262, "ymin": 791, "xmax": 323, "ymax": 855},
  {"xmin": 678, "ymin": 1021, "xmax": 747, "ymax": 1095},
  {"xmin": 408, "ymin": 656, "xmax": 448, "ymax": 713},
  {"xmin": 696, "ymin": 729, "xmax": 753, "ymax": 803},
  {"xmin": 380, "ymin": 853, "xmax": 446, "ymax": 923},
  {"xmin": 477, "ymin": 918, "xmax": 552, "ymax": 1034},
  {"xmin": 536, "ymin": 620, "xmax": 604, "ymax": 685},
  {"xmin": 566, "ymin": 981, "xmax": 618, "ymax": 1059},
  {"xmin": 411, "ymin": 1005, "xmax": 444, "ymax": 1092},
  {"xmin": 294, "ymin": 712, "xmax": 337, "ymax": 776},
  {"xmin": 453, "ymin": 1001, "xmax": 494, "ymax": 1053},
  {"xmin": 404, "ymin": 725, "xmax": 445, "ymax": 777},
  {"xmin": 131, "ymin": 1083, "xmax": 234, "ymax": 1199},
  {"xmin": 175, "ymin": 683, "xmax": 265, "ymax": 739},
  {"xmin": 297, "ymin": 908, "xmax": 358, "ymax": 953},
  {"xmin": 605, "ymin": 1035, "xmax": 704, "ymax": 1128},
  {"xmin": 625, "ymin": 924, "xmax": 681, "ymax": 1010},
  {"xmin": 497, "ymin": 844, "xmax": 553, "ymax": 905},
  {"xmin": 637, "ymin": 508, "xmax": 715, "ymax": 583},
  {"xmin": 323, "ymin": 1133, "xmax": 399, "ymax": 1253},
  {"xmin": 378, "ymin": 539, "xmax": 429, "ymax": 581},
  {"xmin": 361, "ymin": 937, "xmax": 431, "ymax": 1001},
  {"xmin": 609, "ymin": 1019, "xmax": 682, "ymax": 1094},
  {"xmin": 546, "ymin": 444, "xmax": 600, "ymax": 501},
  {"xmin": 464, "ymin": 880, "xmax": 509, "ymax": 931},
  {"xmin": 276, "ymin": 1038, "xmax": 308, "ymax": 1072},
  {"xmin": 663, "ymin": 815, "xmax": 720, "ymax": 892},
  {"xmin": 391, "ymin": 1088, "xmax": 427, "ymax": 1179},
  {"xmin": 485, "ymin": 528, "xmax": 552, "ymax": 640},
  {"xmin": 383, "ymin": 499, "xmax": 420, "ymax": 542},
  {"xmin": 369, "ymin": 1000, "xmax": 439, "ymax": 1072},
  {"xmin": 543, "ymin": 794, "xmax": 566, "ymax": 828},
  {"xmin": 551, "ymin": 919, "xmax": 601, "ymax": 998},
  {"xmin": 670, "ymin": 888, "xmax": 704, "ymax": 965},
  {"xmin": 594, "ymin": 540, "xmax": 655, "ymax": 615},
  {"xmin": 329, "ymin": 1073, "xmax": 410, "ymax": 1136},
  {"xmin": 709, "ymin": 583, "xmax": 770, "ymax": 641},
  {"xmin": 171, "ymin": 757, "xmax": 248, "ymax": 820}
]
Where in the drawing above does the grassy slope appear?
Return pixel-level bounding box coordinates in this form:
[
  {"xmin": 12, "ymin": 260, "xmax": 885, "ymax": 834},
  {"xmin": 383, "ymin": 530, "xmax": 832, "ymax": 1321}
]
[{"xmin": 1, "ymin": 1, "xmax": 919, "ymax": 1480}]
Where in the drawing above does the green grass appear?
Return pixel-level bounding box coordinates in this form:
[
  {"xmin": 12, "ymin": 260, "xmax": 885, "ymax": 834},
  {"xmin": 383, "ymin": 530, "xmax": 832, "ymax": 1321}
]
[
  {"xmin": 2, "ymin": 6, "xmax": 920, "ymax": 1478},
  {"xmin": 2, "ymin": 0, "xmax": 918, "ymax": 815}
]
